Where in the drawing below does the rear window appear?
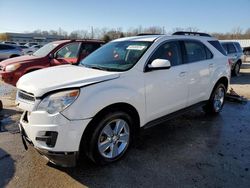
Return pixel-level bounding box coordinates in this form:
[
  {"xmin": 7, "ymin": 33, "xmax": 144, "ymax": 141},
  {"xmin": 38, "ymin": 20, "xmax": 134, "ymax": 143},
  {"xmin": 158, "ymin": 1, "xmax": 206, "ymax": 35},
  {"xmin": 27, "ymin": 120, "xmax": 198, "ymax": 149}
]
[{"xmin": 208, "ymin": 41, "xmax": 227, "ymax": 56}]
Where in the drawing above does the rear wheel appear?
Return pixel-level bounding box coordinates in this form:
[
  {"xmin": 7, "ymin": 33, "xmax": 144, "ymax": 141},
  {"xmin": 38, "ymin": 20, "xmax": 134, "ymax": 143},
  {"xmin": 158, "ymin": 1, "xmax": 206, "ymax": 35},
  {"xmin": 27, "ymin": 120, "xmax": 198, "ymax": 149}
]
[
  {"xmin": 84, "ymin": 111, "xmax": 133, "ymax": 165},
  {"xmin": 232, "ymin": 62, "xmax": 241, "ymax": 76},
  {"xmin": 203, "ymin": 83, "xmax": 226, "ymax": 115}
]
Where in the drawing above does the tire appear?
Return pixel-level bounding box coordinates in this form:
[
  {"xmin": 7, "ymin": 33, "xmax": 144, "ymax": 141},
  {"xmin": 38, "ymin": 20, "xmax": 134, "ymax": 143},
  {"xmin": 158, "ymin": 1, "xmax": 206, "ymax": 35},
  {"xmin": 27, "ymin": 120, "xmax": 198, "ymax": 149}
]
[
  {"xmin": 203, "ymin": 83, "xmax": 226, "ymax": 115},
  {"xmin": 84, "ymin": 111, "xmax": 134, "ymax": 165},
  {"xmin": 232, "ymin": 62, "xmax": 241, "ymax": 77}
]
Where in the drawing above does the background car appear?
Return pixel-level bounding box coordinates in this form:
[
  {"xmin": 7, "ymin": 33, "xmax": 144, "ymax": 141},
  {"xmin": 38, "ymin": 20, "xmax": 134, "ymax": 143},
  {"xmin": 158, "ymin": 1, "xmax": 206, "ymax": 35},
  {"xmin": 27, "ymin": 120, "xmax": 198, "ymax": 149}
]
[
  {"xmin": 0, "ymin": 39, "xmax": 104, "ymax": 86},
  {"xmin": 18, "ymin": 45, "xmax": 34, "ymax": 55},
  {"xmin": 221, "ymin": 41, "xmax": 244, "ymax": 76},
  {"xmin": 1, "ymin": 41, "xmax": 19, "ymax": 45},
  {"xmin": 243, "ymin": 47, "xmax": 250, "ymax": 62},
  {"xmin": 29, "ymin": 44, "xmax": 43, "ymax": 53},
  {"xmin": 0, "ymin": 44, "xmax": 23, "ymax": 61},
  {"xmin": 24, "ymin": 42, "xmax": 39, "ymax": 47}
]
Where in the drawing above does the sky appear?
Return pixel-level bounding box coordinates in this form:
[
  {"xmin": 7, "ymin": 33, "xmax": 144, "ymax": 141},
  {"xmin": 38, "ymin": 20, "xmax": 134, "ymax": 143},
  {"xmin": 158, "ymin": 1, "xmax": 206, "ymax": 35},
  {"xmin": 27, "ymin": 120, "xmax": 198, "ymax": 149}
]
[{"xmin": 0, "ymin": 0, "xmax": 249, "ymax": 34}]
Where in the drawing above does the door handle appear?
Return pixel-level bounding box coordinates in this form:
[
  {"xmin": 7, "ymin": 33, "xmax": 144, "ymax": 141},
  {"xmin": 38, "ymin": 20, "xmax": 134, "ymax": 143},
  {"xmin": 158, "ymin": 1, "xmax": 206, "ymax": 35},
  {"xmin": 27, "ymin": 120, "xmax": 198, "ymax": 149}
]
[
  {"xmin": 209, "ymin": 63, "xmax": 214, "ymax": 68},
  {"xmin": 179, "ymin": 72, "xmax": 186, "ymax": 77}
]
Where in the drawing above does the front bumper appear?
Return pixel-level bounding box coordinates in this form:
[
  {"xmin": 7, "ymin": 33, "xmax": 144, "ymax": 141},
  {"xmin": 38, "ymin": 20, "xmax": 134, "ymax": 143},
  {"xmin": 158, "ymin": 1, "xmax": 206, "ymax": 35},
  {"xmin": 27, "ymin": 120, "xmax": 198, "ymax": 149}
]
[{"xmin": 19, "ymin": 111, "xmax": 92, "ymax": 167}]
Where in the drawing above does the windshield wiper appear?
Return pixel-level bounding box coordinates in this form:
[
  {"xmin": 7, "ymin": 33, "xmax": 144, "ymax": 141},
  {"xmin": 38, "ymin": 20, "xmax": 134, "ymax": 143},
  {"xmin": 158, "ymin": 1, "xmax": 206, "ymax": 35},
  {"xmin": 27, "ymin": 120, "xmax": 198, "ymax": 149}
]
[{"xmin": 81, "ymin": 64, "xmax": 121, "ymax": 72}]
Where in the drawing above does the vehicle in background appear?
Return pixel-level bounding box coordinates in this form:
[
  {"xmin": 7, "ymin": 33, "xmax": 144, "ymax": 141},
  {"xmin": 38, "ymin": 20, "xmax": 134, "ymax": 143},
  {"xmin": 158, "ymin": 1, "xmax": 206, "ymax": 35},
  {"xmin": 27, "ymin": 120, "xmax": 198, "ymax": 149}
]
[
  {"xmin": 221, "ymin": 41, "xmax": 244, "ymax": 76},
  {"xmin": 243, "ymin": 47, "xmax": 250, "ymax": 62},
  {"xmin": 24, "ymin": 42, "xmax": 39, "ymax": 47},
  {"xmin": 0, "ymin": 44, "xmax": 23, "ymax": 61},
  {"xmin": 19, "ymin": 45, "xmax": 34, "ymax": 55},
  {"xmin": 29, "ymin": 44, "xmax": 43, "ymax": 53},
  {"xmin": 1, "ymin": 41, "xmax": 19, "ymax": 45},
  {"xmin": 19, "ymin": 42, "xmax": 27, "ymax": 46},
  {"xmin": 16, "ymin": 32, "xmax": 230, "ymax": 167},
  {"xmin": 0, "ymin": 39, "xmax": 104, "ymax": 86}
]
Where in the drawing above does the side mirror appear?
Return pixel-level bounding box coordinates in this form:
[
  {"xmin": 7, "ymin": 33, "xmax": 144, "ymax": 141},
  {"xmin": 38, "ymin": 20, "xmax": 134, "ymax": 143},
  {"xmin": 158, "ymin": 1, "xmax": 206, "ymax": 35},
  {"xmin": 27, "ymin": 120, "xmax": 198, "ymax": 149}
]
[
  {"xmin": 49, "ymin": 53, "xmax": 54, "ymax": 59},
  {"xmin": 147, "ymin": 59, "xmax": 171, "ymax": 71}
]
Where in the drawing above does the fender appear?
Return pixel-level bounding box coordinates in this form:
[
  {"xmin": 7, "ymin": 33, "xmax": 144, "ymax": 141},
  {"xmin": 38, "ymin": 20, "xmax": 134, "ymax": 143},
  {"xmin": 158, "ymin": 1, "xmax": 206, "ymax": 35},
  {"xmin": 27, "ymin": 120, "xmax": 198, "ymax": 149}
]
[{"xmin": 62, "ymin": 74, "xmax": 146, "ymax": 126}]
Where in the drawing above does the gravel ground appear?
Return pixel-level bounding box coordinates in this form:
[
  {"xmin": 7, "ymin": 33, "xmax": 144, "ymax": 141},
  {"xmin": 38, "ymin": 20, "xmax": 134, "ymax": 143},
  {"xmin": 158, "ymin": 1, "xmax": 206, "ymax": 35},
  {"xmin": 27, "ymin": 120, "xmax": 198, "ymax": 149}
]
[{"xmin": 0, "ymin": 63, "xmax": 250, "ymax": 188}]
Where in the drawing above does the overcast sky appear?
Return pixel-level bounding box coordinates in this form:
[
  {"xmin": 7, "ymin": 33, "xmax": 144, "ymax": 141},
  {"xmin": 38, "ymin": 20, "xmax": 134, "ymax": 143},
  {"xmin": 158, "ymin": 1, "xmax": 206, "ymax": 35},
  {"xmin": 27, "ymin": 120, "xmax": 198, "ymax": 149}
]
[{"xmin": 0, "ymin": 0, "xmax": 249, "ymax": 33}]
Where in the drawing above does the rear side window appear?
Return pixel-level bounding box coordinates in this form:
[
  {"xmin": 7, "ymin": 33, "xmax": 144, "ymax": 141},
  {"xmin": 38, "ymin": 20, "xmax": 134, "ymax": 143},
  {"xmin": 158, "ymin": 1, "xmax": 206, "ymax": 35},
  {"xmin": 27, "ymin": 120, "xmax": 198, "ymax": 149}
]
[
  {"xmin": 208, "ymin": 41, "xmax": 227, "ymax": 56},
  {"xmin": 149, "ymin": 41, "xmax": 182, "ymax": 66},
  {"xmin": 0, "ymin": 44, "xmax": 15, "ymax": 50},
  {"xmin": 227, "ymin": 43, "xmax": 237, "ymax": 54},
  {"xmin": 184, "ymin": 41, "xmax": 211, "ymax": 63},
  {"xmin": 234, "ymin": 42, "xmax": 243, "ymax": 52}
]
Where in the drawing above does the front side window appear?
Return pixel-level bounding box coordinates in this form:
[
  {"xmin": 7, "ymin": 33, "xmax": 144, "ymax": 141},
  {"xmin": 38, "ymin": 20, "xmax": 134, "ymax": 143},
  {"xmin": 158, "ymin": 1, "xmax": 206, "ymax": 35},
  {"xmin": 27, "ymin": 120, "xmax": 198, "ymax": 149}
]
[
  {"xmin": 149, "ymin": 41, "xmax": 182, "ymax": 66},
  {"xmin": 80, "ymin": 41, "xmax": 152, "ymax": 71},
  {"xmin": 184, "ymin": 41, "xmax": 207, "ymax": 63},
  {"xmin": 56, "ymin": 42, "xmax": 81, "ymax": 58}
]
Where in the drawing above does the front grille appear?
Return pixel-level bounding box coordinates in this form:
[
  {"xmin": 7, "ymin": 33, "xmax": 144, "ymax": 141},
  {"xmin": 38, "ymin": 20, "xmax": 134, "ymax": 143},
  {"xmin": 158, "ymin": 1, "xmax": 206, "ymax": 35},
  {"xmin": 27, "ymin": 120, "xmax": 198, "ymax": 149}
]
[{"xmin": 18, "ymin": 90, "xmax": 35, "ymax": 102}]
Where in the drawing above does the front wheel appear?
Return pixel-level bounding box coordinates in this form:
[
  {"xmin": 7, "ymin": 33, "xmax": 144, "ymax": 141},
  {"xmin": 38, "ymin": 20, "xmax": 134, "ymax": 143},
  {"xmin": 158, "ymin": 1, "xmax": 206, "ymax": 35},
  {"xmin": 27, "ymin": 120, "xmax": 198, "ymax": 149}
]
[
  {"xmin": 85, "ymin": 111, "xmax": 133, "ymax": 165},
  {"xmin": 203, "ymin": 83, "xmax": 226, "ymax": 115}
]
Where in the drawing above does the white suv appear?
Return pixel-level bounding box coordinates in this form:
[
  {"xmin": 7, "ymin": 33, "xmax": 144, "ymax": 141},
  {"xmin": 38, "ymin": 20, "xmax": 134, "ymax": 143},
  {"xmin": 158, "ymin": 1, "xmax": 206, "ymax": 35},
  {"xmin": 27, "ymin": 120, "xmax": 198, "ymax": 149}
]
[{"xmin": 16, "ymin": 32, "xmax": 231, "ymax": 167}]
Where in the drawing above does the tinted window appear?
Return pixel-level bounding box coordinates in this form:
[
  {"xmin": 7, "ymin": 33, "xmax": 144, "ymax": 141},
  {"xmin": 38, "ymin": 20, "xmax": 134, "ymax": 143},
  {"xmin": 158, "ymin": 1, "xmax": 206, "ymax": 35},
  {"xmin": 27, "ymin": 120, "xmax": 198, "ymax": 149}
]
[
  {"xmin": 149, "ymin": 41, "xmax": 182, "ymax": 66},
  {"xmin": 227, "ymin": 43, "xmax": 237, "ymax": 54},
  {"xmin": 184, "ymin": 41, "xmax": 207, "ymax": 63},
  {"xmin": 0, "ymin": 44, "xmax": 15, "ymax": 50},
  {"xmin": 222, "ymin": 43, "xmax": 228, "ymax": 54},
  {"xmin": 209, "ymin": 41, "xmax": 227, "ymax": 56}
]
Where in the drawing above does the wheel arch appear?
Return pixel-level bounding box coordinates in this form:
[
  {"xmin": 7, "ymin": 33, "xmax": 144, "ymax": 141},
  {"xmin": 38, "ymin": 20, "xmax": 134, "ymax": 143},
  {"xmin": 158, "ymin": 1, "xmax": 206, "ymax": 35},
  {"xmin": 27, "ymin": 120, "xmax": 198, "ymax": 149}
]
[{"xmin": 79, "ymin": 102, "xmax": 141, "ymax": 155}]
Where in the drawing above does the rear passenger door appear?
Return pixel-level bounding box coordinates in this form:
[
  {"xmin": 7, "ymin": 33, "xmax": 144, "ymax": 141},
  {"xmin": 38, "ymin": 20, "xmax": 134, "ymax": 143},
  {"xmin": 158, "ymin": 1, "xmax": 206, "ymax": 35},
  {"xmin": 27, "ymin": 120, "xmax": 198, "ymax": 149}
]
[{"xmin": 183, "ymin": 40, "xmax": 214, "ymax": 106}]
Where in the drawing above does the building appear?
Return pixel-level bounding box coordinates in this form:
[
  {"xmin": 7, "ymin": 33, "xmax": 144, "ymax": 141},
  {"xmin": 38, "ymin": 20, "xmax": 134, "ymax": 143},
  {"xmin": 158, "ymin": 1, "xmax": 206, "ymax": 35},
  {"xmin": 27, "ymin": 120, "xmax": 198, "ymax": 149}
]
[{"xmin": 0, "ymin": 32, "xmax": 65, "ymax": 44}]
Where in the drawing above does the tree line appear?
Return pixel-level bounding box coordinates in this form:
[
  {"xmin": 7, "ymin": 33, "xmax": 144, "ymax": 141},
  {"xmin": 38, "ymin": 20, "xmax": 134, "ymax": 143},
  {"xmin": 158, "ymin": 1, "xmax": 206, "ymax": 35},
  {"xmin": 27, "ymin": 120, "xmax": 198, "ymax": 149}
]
[{"xmin": 31, "ymin": 26, "xmax": 250, "ymax": 42}]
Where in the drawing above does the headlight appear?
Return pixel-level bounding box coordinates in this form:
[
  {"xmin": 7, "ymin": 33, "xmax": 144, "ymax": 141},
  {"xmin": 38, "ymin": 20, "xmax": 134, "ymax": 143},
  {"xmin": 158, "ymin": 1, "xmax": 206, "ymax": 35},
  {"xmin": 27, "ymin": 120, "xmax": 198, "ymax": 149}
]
[
  {"xmin": 5, "ymin": 63, "xmax": 21, "ymax": 72},
  {"xmin": 37, "ymin": 89, "xmax": 79, "ymax": 114}
]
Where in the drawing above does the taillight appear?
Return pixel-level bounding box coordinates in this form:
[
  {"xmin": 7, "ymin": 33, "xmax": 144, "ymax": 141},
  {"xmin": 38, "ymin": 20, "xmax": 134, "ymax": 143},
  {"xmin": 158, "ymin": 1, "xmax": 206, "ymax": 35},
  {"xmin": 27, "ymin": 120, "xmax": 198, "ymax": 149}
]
[{"xmin": 228, "ymin": 59, "xmax": 233, "ymax": 66}]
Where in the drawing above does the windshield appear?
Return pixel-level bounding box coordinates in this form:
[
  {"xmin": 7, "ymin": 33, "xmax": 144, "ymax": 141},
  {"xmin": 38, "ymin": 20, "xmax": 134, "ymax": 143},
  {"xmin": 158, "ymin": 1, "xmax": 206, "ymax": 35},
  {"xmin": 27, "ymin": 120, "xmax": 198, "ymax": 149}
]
[
  {"xmin": 79, "ymin": 41, "xmax": 152, "ymax": 71},
  {"xmin": 33, "ymin": 42, "xmax": 59, "ymax": 57}
]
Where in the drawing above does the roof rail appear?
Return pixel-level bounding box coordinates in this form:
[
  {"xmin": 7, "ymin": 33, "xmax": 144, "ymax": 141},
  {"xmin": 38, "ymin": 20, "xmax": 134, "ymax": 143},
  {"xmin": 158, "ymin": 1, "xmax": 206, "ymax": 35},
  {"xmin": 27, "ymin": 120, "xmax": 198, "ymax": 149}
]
[
  {"xmin": 173, "ymin": 31, "xmax": 211, "ymax": 37},
  {"xmin": 136, "ymin": 33, "xmax": 162, "ymax": 36}
]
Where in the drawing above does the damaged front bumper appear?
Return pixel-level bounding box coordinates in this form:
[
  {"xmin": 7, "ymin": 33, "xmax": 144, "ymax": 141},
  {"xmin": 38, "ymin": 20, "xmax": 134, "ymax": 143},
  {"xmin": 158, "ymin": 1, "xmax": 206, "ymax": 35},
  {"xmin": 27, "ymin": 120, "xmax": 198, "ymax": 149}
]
[{"xmin": 19, "ymin": 123, "xmax": 78, "ymax": 167}]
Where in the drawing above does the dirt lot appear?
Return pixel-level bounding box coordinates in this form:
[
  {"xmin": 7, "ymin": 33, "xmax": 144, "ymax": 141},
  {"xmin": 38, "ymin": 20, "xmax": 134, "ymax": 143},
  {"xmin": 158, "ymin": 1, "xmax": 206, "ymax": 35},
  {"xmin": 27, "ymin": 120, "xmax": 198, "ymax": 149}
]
[{"xmin": 1, "ymin": 63, "xmax": 250, "ymax": 188}]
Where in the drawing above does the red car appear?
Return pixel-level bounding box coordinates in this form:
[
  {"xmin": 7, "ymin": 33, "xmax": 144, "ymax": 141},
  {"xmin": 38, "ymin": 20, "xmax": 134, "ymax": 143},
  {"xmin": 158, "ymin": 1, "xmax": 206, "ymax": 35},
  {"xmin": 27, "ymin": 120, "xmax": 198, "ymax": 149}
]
[{"xmin": 0, "ymin": 39, "xmax": 104, "ymax": 86}]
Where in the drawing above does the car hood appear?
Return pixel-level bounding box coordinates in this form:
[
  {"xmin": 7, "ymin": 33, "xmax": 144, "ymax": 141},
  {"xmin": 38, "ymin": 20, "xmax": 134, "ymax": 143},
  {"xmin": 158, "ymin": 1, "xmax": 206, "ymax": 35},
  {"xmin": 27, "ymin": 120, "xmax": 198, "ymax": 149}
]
[
  {"xmin": 0, "ymin": 55, "xmax": 42, "ymax": 67},
  {"xmin": 16, "ymin": 65, "xmax": 120, "ymax": 97}
]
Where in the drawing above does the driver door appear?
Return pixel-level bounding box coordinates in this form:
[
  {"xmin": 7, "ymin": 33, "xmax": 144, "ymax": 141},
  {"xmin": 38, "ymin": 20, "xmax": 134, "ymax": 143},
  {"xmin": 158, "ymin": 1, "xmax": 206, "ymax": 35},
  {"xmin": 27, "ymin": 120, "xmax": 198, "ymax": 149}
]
[
  {"xmin": 144, "ymin": 40, "xmax": 189, "ymax": 122},
  {"xmin": 50, "ymin": 42, "xmax": 81, "ymax": 66}
]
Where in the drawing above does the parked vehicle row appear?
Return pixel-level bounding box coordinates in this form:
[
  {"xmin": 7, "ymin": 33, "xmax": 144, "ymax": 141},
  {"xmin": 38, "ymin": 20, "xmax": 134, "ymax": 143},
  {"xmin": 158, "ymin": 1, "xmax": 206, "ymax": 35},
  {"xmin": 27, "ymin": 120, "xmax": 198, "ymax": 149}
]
[
  {"xmin": 15, "ymin": 32, "xmax": 231, "ymax": 167},
  {"xmin": 220, "ymin": 41, "xmax": 244, "ymax": 76},
  {"xmin": 0, "ymin": 40, "xmax": 104, "ymax": 85}
]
